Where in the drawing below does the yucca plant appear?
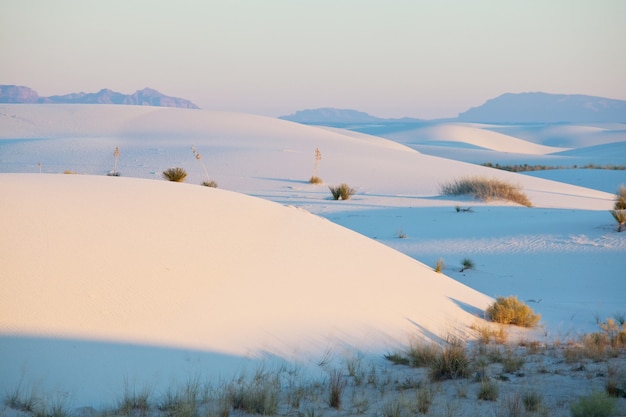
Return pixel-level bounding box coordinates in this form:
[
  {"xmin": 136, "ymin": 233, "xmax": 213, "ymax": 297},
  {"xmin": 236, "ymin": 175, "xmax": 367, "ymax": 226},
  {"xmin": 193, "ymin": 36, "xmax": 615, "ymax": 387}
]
[
  {"xmin": 329, "ymin": 183, "xmax": 356, "ymax": 200},
  {"xmin": 163, "ymin": 167, "xmax": 188, "ymax": 182},
  {"xmin": 192, "ymin": 145, "xmax": 217, "ymax": 187},
  {"xmin": 107, "ymin": 146, "xmax": 121, "ymax": 176},
  {"xmin": 610, "ymin": 209, "xmax": 625, "ymax": 232},
  {"xmin": 309, "ymin": 147, "xmax": 323, "ymax": 184}
]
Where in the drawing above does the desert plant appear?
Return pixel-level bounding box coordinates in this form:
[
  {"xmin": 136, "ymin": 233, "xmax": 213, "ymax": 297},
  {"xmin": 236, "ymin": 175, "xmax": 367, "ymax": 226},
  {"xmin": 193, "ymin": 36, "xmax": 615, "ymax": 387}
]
[
  {"xmin": 614, "ymin": 185, "xmax": 626, "ymax": 210},
  {"xmin": 163, "ymin": 167, "xmax": 188, "ymax": 182},
  {"xmin": 441, "ymin": 176, "xmax": 532, "ymax": 207},
  {"xmin": 415, "ymin": 385, "xmax": 435, "ymax": 414},
  {"xmin": 63, "ymin": 169, "xmax": 77, "ymax": 174},
  {"xmin": 428, "ymin": 339, "xmax": 470, "ymax": 381},
  {"xmin": 522, "ymin": 389, "xmax": 543, "ymax": 412},
  {"xmin": 328, "ymin": 368, "xmax": 347, "ymax": 409},
  {"xmin": 569, "ymin": 391, "xmax": 618, "ymax": 417},
  {"xmin": 309, "ymin": 147, "xmax": 323, "ymax": 184},
  {"xmin": 227, "ymin": 372, "xmax": 279, "ymax": 415},
  {"xmin": 396, "ymin": 229, "xmax": 408, "ymax": 239},
  {"xmin": 477, "ymin": 378, "xmax": 499, "ymax": 401},
  {"xmin": 118, "ymin": 384, "xmax": 151, "ymax": 416},
  {"xmin": 460, "ymin": 258, "xmax": 474, "ymax": 272},
  {"xmin": 329, "ymin": 183, "xmax": 356, "ymax": 200},
  {"xmin": 407, "ymin": 340, "xmax": 440, "ymax": 368},
  {"xmin": 501, "ymin": 350, "xmax": 525, "ymax": 373},
  {"xmin": 108, "ymin": 146, "xmax": 121, "ymax": 176},
  {"xmin": 434, "ymin": 258, "xmax": 445, "ymax": 273},
  {"xmin": 606, "ymin": 363, "xmax": 626, "ymax": 398},
  {"xmin": 191, "ymin": 145, "xmax": 217, "ymax": 188},
  {"xmin": 486, "ymin": 296, "xmax": 541, "ymax": 328},
  {"xmin": 609, "ymin": 210, "xmax": 626, "ymax": 232}
]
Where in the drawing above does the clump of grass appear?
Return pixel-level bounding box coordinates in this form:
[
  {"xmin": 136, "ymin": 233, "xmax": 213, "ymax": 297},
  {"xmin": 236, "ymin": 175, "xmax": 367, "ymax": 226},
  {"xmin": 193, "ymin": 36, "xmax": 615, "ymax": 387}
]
[
  {"xmin": 460, "ymin": 258, "xmax": 474, "ymax": 272},
  {"xmin": 569, "ymin": 391, "xmax": 618, "ymax": 417},
  {"xmin": 441, "ymin": 176, "xmax": 532, "ymax": 207},
  {"xmin": 118, "ymin": 383, "xmax": 151, "ymax": 416},
  {"xmin": 477, "ymin": 378, "xmax": 499, "ymax": 401},
  {"xmin": 5, "ymin": 384, "xmax": 38, "ymax": 413},
  {"xmin": 396, "ymin": 229, "xmax": 408, "ymax": 239},
  {"xmin": 606, "ymin": 363, "xmax": 626, "ymax": 398},
  {"xmin": 227, "ymin": 371, "xmax": 279, "ymax": 415},
  {"xmin": 309, "ymin": 147, "xmax": 323, "ymax": 184},
  {"xmin": 328, "ymin": 368, "xmax": 347, "ymax": 409},
  {"xmin": 428, "ymin": 339, "xmax": 470, "ymax": 381},
  {"xmin": 407, "ymin": 340, "xmax": 441, "ymax": 368},
  {"xmin": 63, "ymin": 169, "xmax": 77, "ymax": 174},
  {"xmin": 163, "ymin": 167, "xmax": 188, "ymax": 182},
  {"xmin": 501, "ymin": 350, "xmax": 525, "ymax": 373},
  {"xmin": 415, "ymin": 385, "xmax": 435, "ymax": 414},
  {"xmin": 522, "ymin": 389, "xmax": 543, "ymax": 412},
  {"xmin": 434, "ymin": 258, "xmax": 445, "ymax": 273},
  {"xmin": 329, "ymin": 183, "xmax": 356, "ymax": 200},
  {"xmin": 486, "ymin": 296, "xmax": 541, "ymax": 328}
]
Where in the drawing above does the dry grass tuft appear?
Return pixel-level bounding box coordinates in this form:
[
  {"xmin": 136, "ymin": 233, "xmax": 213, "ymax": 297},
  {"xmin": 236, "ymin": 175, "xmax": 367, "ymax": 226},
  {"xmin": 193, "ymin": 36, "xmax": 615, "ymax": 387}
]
[{"xmin": 441, "ymin": 176, "xmax": 532, "ymax": 207}]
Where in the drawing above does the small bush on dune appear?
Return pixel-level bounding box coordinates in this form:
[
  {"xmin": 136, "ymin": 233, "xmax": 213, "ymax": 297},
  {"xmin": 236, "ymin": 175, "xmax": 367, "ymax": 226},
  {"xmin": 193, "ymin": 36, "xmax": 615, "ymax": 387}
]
[
  {"xmin": 202, "ymin": 180, "xmax": 218, "ymax": 188},
  {"xmin": 486, "ymin": 296, "xmax": 540, "ymax": 328},
  {"xmin": 329, "ymin": 183, "xmax": 356, "ymax": 200},
  {"xmin": 309, "ymin": 175, "xmax": 323, "ymax": 184},
  {"xmin": 569, "ymin": 391, "xmax": 618, "ymax": 417},
  {"xmin": 441, "ymin": 176, "xmax": 532, "ymax": 207},
  {"xmin": 163, "ymin": 167, "xmax": 188, "ymax": 182},
  {"xmin": 428, "ymin": 339, "xmax": 470, "ymax": 381}
]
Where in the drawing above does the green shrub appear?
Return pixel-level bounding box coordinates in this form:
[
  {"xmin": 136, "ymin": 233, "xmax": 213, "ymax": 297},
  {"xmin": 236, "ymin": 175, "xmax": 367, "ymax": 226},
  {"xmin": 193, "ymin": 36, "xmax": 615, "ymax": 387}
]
[
  {"xmin": 569, "ymin": 391, "xmax": 618, "ymax": 417},
  {"xmin": 441, "ymin": 176, "xmax": 532, "ymax": 207},
  {"xmin": 163, "ymin": 167, "xmax": 188, "ymax": 182},
  {"xmin": 329, "ymin": 183, "xmax": 356, "ymax": 200},
  {"xmin": 486, "ymin": 296, "xmax": 541, "ymax": 328}
]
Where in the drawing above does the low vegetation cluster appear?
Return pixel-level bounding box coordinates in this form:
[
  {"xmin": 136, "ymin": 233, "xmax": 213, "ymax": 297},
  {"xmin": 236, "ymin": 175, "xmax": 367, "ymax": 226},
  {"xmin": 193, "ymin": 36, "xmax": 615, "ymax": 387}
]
[
  {"xmin": 440, "ymin": 176, "xmax": 533, "ymax": 207},
  {"xmin": 6, "ymin": 304, "xmax": 625, "ymax": 417},
  {"xmin": 482, "ymin": 162, "xmax": 626, "ymax": 172}
]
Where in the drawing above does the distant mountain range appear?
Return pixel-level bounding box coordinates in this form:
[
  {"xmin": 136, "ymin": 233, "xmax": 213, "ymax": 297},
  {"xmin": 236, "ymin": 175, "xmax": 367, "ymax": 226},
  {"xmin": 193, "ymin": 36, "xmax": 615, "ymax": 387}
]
[
  {"xmin": 279, "ymin": 108, "xmax": 421, "ymax": 126},
  {"xmin": 282, "ymin": 93, "xmax": 626, "ymax": 125},
  {"xmin": 457, "ymin": 92, "xmax": 626, "ymax": 123},
  {"xmin": 0, "ymin": 85, "xmax": 199, "ymax": 109}
]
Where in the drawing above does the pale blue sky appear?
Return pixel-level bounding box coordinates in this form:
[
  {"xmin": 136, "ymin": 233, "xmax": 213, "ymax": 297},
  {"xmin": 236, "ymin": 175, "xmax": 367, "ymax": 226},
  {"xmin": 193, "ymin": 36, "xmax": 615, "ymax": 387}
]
[{"xmin": 1, "ymin": 0, "xmax": 624, "ymax": 119}]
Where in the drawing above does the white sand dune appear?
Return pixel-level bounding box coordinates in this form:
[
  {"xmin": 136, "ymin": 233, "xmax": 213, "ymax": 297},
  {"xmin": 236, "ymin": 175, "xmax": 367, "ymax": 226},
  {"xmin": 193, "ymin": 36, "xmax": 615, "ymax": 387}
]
[
  {"xmin": 1, "ymin": 104, "xmax": 624, "ymax": 407},
  {"xmin": 1, "ymin": 173, "xmax": 492, "ymax": 355},
  {"xmin": 380, "ymin": 123, "xmax": 569, "ymax": 155}
]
